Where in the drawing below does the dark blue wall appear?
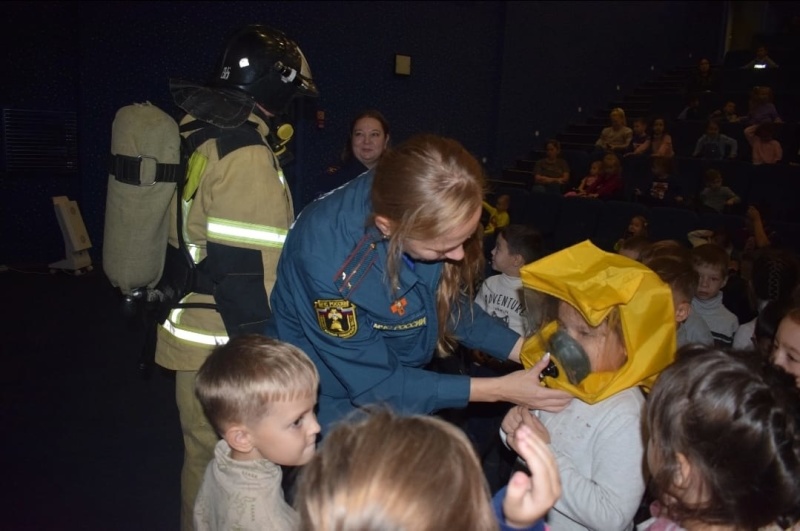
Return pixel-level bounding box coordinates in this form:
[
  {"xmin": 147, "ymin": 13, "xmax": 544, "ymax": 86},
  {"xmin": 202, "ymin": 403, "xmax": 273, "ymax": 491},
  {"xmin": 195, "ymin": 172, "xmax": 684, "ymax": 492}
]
[{"xmin": 0, "ymin": 1, "xmax": 725, "ymax": 265}]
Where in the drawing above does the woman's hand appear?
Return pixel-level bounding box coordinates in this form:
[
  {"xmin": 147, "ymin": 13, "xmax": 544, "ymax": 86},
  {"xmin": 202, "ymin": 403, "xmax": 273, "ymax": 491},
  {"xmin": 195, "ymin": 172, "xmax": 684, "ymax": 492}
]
[
  {"xmin": 499, "ymin": 355, "xmax": 573, "ymax": 413},
  {"xmin": 502, "ymin": 424, "xmax": 562, "ymax": 529}
]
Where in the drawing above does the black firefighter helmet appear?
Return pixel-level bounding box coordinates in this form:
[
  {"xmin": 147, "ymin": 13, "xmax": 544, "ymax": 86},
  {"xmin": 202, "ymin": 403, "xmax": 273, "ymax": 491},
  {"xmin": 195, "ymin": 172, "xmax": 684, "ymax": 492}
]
[{"xmin": 210, "ymin": 24, "xmax": 318, "ymax": 116}]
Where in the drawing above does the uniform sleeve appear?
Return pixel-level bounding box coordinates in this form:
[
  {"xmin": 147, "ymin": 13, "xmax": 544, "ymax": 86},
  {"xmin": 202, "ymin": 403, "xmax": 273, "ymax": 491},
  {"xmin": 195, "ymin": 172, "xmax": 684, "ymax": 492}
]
[
  {"xmin": 275, "ymin": 251, "xmax": 471, "ymax": 415},
  {"xmin": 453, "ymin": 295, "xmax": 520, "ymax": 361},
  {"xmin": 202, "ymin": 144, "xmax": 290, "ymax": 337},
  {"xmin": 551, "ymin": 399, "xmax": 646, "ymax": 530}
]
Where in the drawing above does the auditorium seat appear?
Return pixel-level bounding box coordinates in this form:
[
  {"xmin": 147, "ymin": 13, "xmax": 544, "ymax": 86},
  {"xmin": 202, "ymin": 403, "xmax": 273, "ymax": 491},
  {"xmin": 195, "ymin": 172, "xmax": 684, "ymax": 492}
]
[
  {"xmin": 552, "ymin": 197, "xmax": 605, "ymax": 251},
  {"xmin": 646, "ymin": 206, "xmax": 700, "ymax": 246},
  {"xmin": 519, "ymin": 192, "xmax": 564, "ymax": 243},
  {"xmin": 592, "ymin": 200, "xmax": 649, "ymax": 251}
]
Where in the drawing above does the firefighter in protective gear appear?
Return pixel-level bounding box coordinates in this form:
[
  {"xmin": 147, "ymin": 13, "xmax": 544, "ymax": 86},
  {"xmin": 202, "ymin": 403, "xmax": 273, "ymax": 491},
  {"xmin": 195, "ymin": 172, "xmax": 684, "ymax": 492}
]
[{"xmin": 154, "ymin": 24, "xmax": 318, "ymax": 530}]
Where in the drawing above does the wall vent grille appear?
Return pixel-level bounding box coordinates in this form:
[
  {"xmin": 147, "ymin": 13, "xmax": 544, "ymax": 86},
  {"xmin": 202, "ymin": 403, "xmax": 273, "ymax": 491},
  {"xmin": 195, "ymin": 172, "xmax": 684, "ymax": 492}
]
[{"xmin": 2, "ymin": 108, "xmax": 78, "ymax": 173}]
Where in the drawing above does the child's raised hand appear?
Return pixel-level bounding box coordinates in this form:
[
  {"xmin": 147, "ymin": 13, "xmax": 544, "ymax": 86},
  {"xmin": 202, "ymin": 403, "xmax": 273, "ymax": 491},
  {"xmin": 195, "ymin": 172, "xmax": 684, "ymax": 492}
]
[
  {"xmin": 502, "ymin": 405, "xmax": 552, "ymax": 457},
  {"xmin": 502, "ymin": 424, "xmax": 562, "ymax": 528}
]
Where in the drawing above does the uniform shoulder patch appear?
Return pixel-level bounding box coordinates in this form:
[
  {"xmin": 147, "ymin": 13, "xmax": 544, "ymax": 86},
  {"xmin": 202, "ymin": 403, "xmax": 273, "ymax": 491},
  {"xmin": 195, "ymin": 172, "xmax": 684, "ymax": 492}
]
[{"xmin": 314, "ymin": 299, "xmax": 358, "ymax": 338}]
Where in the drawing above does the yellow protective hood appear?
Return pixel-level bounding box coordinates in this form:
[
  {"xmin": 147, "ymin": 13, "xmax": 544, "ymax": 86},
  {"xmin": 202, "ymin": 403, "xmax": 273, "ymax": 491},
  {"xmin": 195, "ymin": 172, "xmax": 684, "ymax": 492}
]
[{"xmin": 520, "ymin": 240, "xmax": 676, "ymax": 404}]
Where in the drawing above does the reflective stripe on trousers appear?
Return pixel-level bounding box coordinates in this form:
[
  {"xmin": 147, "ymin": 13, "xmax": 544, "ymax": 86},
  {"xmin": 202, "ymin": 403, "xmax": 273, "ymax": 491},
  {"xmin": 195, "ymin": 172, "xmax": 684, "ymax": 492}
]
[{"xmin": 160, "ymin": 301, "xmax": 229, "ymax": 346}]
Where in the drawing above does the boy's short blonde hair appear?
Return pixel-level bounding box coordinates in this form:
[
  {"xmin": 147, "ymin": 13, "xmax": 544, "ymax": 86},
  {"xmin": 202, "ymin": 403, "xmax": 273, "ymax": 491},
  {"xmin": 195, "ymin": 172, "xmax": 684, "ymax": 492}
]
[
  {"xmin": 691, "ymin": 243, "xmax": 730, "ymax": 275},
  {"xmin": 195, "ymin": 335, "xmax": 319, "ymax": 434}
]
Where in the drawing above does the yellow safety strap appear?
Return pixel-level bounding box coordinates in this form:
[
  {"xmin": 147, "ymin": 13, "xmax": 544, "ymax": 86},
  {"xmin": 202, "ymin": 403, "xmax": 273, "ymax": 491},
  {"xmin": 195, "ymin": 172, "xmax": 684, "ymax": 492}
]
[{"xmin": 182, "ymin": 151, "xmax": 207, "ymax": 202}]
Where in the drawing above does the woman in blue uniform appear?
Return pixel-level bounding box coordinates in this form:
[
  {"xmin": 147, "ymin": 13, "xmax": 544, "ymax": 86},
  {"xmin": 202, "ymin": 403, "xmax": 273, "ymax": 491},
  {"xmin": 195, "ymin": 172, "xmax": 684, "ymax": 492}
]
[{"xmin": 269, "ymin": 134, "xmax": 572, "ymax": 431}]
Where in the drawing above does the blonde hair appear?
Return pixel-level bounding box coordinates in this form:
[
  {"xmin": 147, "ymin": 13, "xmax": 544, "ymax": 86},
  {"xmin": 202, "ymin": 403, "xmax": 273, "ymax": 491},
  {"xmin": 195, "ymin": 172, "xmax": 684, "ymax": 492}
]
[
  {"xmin": 195, "ymin": 335, "xmax": 319, "ymax": 434},
  {"xmin": 295, "ymin": 409, "xmax": 498, "ymax": 531},
  {"xmin": 371, "ymin": 134, "xmax": 486, "ymax": 354},
  {"xmin": 610, "ymin": 107, "xmax": 627, "ymax": 124}
]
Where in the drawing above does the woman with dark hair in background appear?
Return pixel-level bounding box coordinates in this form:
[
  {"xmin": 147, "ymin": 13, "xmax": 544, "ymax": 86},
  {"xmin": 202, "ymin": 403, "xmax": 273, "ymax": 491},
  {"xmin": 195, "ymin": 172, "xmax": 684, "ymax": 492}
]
[{"xmin": 318, "ymin": 109, "xmax": 390, "ymax": 196}]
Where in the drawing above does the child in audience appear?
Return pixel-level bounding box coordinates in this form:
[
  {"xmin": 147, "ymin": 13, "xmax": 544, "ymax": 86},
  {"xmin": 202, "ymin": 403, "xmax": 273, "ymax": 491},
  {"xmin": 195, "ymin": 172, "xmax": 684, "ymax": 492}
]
[
  {"xmin": 193, "ymin": 335, "xmax": 321, "ymax": 531},
  {"xmin": 565, "ymin": 160, "xmax": 601, "ymax": 197},
  {"xmin": 483, "ymin": 193, "xmax": 511, "ymax": 236},
  {"xmin": 677, "ymin": 94, "xmax": 702, "ymax": 121},
  {"xmin": 650, "ymin": 117, "xmax": 675, "ymax": 158},
  {"xmin": 772, "ymin": 306, "xmax": 800, "ymax": 388},
  {"xmin": 709, "ymin": 100, "xmax": 739, "ymax": 123},
  {"xmin": 713, "ymin": 216, "xmax": 762, "ymax": 324},
  {"xmin": 685, "ymin": 58, "xmax": 721, "ymax": 95},
  {"xmin": 625, "ymin": 117, "xmax": 650, "ymax": 156},
  {"xmin": 744, "ymin": 85, "xmax": 782, "ymax": 125},
  {"xmin": 690, "ymin": 243, "xmax": 739, "ymax": 346},
  {"xmin": 532, "ymin": 139, "xmax": 570, "ymax": 194},
  {"xmin": 477, "ymin": 225, "xmax": 546, "ymax": 337},
  {"xmin": 502, "ymin": 241, "xmax": 677, "ymax": 531},
  {"xmin": 696, "ymin": 168, "xmax": 740, "ymax": 213},
  {"xmin": 643, "ymin": 254, "xmax": 715, "ymax": 348},
  {"xmin": 640, "ymin": 346, "xmax": 800, "ymax": 531},
  {"xmin": 742, "ymin": 44, "xmax": 780, "ymax": 69},
  {"xmin": 614, "ymin": 214, "xmax": 649, "ymax": 253},
  {"xmin": 584, "ymin": 153, "xmax": 623, "ymax": 199},
  {"xmin": 627, "ymin": 214, "xmax": 649, "ymax": 239},
  {"xmin": 595, "ymin": 107, "xmax": 633, "ymax": 155},
  {"xmin": 744, "ymin": 121, "xmax": 783, "ymax": 164},
  {"xmin": 295, "ymin": 409, "xmax": 561, "ymax": 531},
  {"xmin": 635, "ymin": 156, "xmax": 684, "ymax": 207},
  {"xmin": 692, "ymin": 119, "xmax": 738, "ymax": 160}
]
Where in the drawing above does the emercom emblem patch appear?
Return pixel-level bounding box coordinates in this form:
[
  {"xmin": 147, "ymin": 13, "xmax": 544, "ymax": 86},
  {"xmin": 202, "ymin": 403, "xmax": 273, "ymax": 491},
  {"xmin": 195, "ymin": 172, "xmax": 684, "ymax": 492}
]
[{"xmin": 314, "ymin": 299, "xmax": 357, "ymax": 338}]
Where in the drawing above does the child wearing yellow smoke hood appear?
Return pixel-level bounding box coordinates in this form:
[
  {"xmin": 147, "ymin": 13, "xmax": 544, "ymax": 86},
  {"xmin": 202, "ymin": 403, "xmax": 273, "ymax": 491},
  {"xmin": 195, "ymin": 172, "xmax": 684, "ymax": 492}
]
[{"xmin": 501, "ymin": 240, "xmax": 676, "ymax": 531}]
